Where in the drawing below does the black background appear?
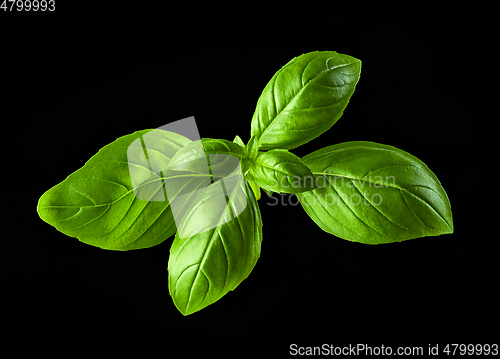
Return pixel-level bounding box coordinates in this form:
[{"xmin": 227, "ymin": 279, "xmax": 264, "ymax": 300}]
[{"xmin": 2, "ymin": 6, "xmax": 496, "ymax": 356}]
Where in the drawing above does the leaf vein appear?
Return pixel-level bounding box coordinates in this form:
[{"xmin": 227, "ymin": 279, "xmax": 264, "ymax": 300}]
[{"xmin": 350, "ymin": 180, "xmax": 414, "ymax": 233}]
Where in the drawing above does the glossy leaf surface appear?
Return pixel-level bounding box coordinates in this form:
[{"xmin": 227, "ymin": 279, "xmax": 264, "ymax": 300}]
[
  {"xmin": 251, "ymin": 51, "xmax": 361, "ymax": 150},
  {"xmin": 37, "ymin": 130, "xmax": 192, "ymax": 250},
  {"xmin": 297, "ymin": 141, "xmax": 453, "ymax": 244},
  {"xmin": 168, "ymin": 179, "xmax": 262, "ymax": 315}
]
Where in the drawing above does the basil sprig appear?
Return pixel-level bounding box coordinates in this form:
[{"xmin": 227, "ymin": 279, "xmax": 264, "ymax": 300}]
[{"xmin": 37, "ymin": 51, "xmax": 453, "ymax": 315}]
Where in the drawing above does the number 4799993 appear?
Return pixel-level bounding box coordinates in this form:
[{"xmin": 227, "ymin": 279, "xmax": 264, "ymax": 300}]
[{"xmin": 1, "ymin": 0, "xmax": 55, "ymax": 11}]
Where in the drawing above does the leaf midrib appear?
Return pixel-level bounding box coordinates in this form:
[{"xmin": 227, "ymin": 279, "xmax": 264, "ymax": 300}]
[{"xmin": 40, "ymin": 173, "xmax": 214, "ymax": 209}]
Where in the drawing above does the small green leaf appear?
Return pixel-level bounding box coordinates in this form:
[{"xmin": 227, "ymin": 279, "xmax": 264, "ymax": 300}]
[
  {"xmin": 249, "ymin": 149, "xmax": 316, "ymax": 194},
  {"xmin": 167, "ymin": 138, "xmax": 244, "ymax": 178},
  {"xmin": 251, "ymin": 51, "xmax": 361, "ymax": 150},
  {"xmin": 168, "ymin": 179, "xmax": 263, "ymax": 315},
  {"xmin": 241, "ymin": 135, "xmax": 259, "ymax": 174},
  {"xmin": 243, "ymin": 136, "xmax": 258, "ymax": 161},
  {"xmin": 37, "ymin": 129, "xmax": 192, "ymax": 250},
  {"xmin": 233, "ymin": 135, "xmax": 245, "ymax": 147},
  {"xmin": 297, "ymin": 141, "xmax": 453, "ymax": 244}
]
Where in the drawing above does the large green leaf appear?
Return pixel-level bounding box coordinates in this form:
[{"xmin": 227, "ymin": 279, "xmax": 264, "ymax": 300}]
[
  {"xmin": 168, "ymin": 178, "xmax": 263, "ymax": 315},
  {"xmin": 297, "ymin": 142, "xmax": 453, "ymax": 244},
  {"xmin": 249, "ymin": 149, "xmax": 316, "ymax": 194},
  {"xmin": 250, "ymin": 51, "xmax": 361, "ymax": 150},
  {"xmin": 37, "ymin": 129, "xmax": 193, "ymax": 250}
]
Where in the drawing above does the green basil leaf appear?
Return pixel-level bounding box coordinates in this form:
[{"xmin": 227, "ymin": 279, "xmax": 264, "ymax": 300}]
[
  {"xmin": 297, "ymin": 141, "xmax": 453, "ymax": 244},
  {"xmin": 249, "ymin": 149, "xmax": 316, "ymax": 194},
  {"xmin": 241, "ymin": 136, "xmax": 262, "ymax": 199},
  {"xmin": 243, "ymin": 135, "xmax": 258, "ymax": 161},
  {"xmin": 233, "ymin": 135, "xmax": 245, "ymax": 147},
  {"xmin": 167, "ymin": 138, "xmax": 244, "ymax": 178},
  {"xmin": 241, "ymin": 135, "xmax": 258, "ymax": 174},
  {"xmin": 37, "ymin": 129, "xmax": 192, "ymax": 250},
  {"xmin": 168, "ymin": 179, "xmax": 263, "ymax": 315},
  {"xmin": 251, "ymin": 51, "xmax": 361, "ymax": 150},
  {"xmin": 248, "ymin": 176, "xmax": 261, "ymax": 201}
]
